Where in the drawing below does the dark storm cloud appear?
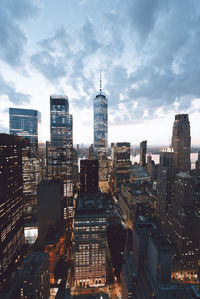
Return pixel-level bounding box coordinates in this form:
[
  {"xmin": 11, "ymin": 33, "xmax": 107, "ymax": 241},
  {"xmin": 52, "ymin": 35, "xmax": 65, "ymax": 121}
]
[
  {"xmin": 0, "ymin": 0, "xmax": 39, "ymax": 66},
  {"xmin": 0, "ymin": 74, "xmax": 30, "ymax": 105}
]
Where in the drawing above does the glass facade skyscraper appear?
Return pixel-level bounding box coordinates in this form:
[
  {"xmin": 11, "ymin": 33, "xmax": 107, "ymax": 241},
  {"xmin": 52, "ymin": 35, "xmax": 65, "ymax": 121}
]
[
  {"xmin": 9, "ymin": 108, "xmax": 39, "ymax": 158},
  {"xmin": 9, "ymin": 108, "xmax": 40, "ymax": 223},
  {"xmin": 47, "ymin": 95, "xmax": 73, "ymax": 203},
  {"xmin": 93, "ymin": 86, "xmax": 108, "ymax": 182}
]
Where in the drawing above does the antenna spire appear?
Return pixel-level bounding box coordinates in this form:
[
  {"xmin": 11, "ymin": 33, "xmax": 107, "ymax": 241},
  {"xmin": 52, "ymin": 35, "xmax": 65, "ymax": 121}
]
[{"xmin": 100, "ymin": 72, "xmax": 102, "ymax": 94}]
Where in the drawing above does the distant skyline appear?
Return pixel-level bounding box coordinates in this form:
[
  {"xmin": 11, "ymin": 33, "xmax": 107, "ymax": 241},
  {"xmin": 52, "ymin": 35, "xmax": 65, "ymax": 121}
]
[{"xmin": 0, "ymin": 0, "xmax": 200, "ymax": 146}]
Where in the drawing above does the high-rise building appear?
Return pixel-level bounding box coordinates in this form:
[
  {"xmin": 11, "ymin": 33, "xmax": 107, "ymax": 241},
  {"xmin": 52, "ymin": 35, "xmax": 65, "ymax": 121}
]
[
  {"xmin": 47, "ymin": 95, "xmax": 73, "ymax": 219},
  {"xmin": 156, "ymin": 148, "xmax": 176, "ymax": 231},
  {"xmin": 80, "ymin": 159, "xmax": 99, "ymax": 194},
  {"xmin": 93, "ymin": 76, "xmax": 108, "ymax": 182},
  {"xmin": 9, "ymin": 108, "xmax": 39, "ymax": 158},
  {"xmin": 0, "ymin": 134, "xmax": 24, "ymax": 286},
  {"xmin": 139, "ymin": 140, "xmax": 147, "ymax": 167},
  {"xmin": 168, "ymin": 172, "xmax": 199, "ymax": 280},
  {"xmin": 74, "ymin": 194, "xmax": 107, "ymax": 288},
  {"xmin": 9, "ymin": 108, "xmax": 41, "ymax": 223},
  {"xmin": 47, "ymin": 95, "xmax": 73, "ymax": 184},
  {"xmin": 171, "ymin": 114, "xmax": 191, "ymax": 173},
  {"xmin": 110, "ymin": 142, "xmax": 131, "ymax": 192}
]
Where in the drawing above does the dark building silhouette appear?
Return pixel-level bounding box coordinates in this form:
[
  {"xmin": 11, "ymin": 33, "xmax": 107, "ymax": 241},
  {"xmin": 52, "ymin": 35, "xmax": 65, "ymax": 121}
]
[
  {"xmin": 0, "ymin": 134, "xmax": 24, "ymax": 286},
  {"xmin": 37, "ymin": 179, "xmax": 64, "ymax": 247},
  {"xmin": 172, "ymin": 114, "xmax": 191, "ymax": 173},
  {"xmin": 139, "ymin": 140, "xmax": 147, "ymax": 167},
  {"xmin": 18, "ymin": 252, "xmax": 50, "ymax": 299},
  {"xmin": 80, "ymin": 159, "xmax": 99, "ymax": 194}
]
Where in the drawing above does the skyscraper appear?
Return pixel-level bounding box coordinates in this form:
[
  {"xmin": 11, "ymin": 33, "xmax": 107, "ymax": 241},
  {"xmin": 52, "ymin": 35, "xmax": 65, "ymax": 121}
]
[
  {"xmin": 110, "ymin": 142, "xmax": 131, "ymax": 192},
  {"xmin": 171, "ymin": 114, "xmax": 191, "ymax": 173},
  {"xmin": 168, "ymin": 172, "xmax": 198, "ymax": 279},
  {"xmin": 93, "ymin": 75, "xmax": 108, "ymax": 182},
  {"xmin": 47, "ymin": 95, "xmax": 73, "ymax": 197},
  {"xmin": 140, "ymin": 140, "xmax": 147, "ymax": 167},
  {"xmin": 0, "ymin": 134, "xmax": 24, "ymax": 285},
  {"xmin": 74, "ymin": 198, "xmax": 107, "ymax": 288},
  {"xmin": 9, "ymin": 108, "xmax": 39, "ymax": 158},
  {"xmin": 156, "ymin": 148, "xmax": 176, "ymax": 231},
  {"xmin": 9, "ymin": 108, "xmax": 40, "ymax": 223}
]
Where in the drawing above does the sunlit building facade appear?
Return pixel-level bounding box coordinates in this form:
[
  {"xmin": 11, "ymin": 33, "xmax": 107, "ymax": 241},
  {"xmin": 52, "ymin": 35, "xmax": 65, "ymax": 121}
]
[
  {"xmin": 74, "ymin": 194, "xmax": 107, "ymax": 288},
  {"xmin": 172, "ymin": 114, "xmax": 191, "ymax": 173},
  {"xmin": 0, "ymin": 134, "xmax": 24, "ymax": 285}
]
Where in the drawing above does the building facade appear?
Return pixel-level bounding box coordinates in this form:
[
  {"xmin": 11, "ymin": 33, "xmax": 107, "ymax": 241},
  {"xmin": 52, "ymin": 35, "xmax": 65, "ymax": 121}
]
[
  {"xmin": 9, "ymin": 108, "xmax": 40, "ymax": 223},
  {"xmin": 171, "ymin": 114, "xmax": 191, "ymax": 173},
  {"xmin": 74, "ymin": 194, "xmax": 107, "ymax": 288},
  {"xmin": 93, "ymin": 83, "xmax": 108, "ymax": 182},
  {"xmin": 9, "ymin": 108, "xmax": 39, "ymax": 158},
  {"xmin": 80, "ymin": 159, "xmax": 99, "ymax": 194},
  {"xmin": 0, "ymin": 134, "xmax": 24, "ymax": 286},
  {"xmin": 139, "ymin": 140, "xmax": 147, "ymax": 167},
  {"xmin": 110, "ymin": 142, "xmax": 131, "ymax": 193},
  {"xmin": 18, "ymin": 252, "xmax": 50, "ymax": 299},
  {"xmin": 156, "ymin": 148, "xmax": 176, "ymax": 231}
]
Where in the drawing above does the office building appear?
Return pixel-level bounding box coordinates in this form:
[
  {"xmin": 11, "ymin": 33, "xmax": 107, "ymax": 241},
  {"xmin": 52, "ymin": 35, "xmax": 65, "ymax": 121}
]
[
  {"xmin": 9, "ymin": 108, "xmax": 39, "ymax": 158},
  {"xmin": 139, "ymin": 140, "xmax": 147, "ymax": 167},
  {"xmin": 37, "ymin": 179, "xmax": 64, "ymax": 246},
  {"xmin": 18, "ymin": 252, "xmax": 50, "ymax": 299},
  {"xmin": 74, "ymin": 193, "xmax": 107, "ymax": 288},
  {"xmin": 110, "ymin": 142, "xmax": 131, "ymax": 192},
  {"xmin": 80, "ymin": 159, "xmax": 99, "ymax": 194},
  {"xmin": 0, "ymin": 134, "xmax": 24, "ymax": 286},
  {"xmin": 46, "ymin": 95, "xmax": 73, "ymax": 221},
  {"xmin": 156, "ymin": 148, "xmax": 176, "ymax": 231},
  {"xmin": 172, "ymin": 114, "xmax": 191, "ymax": 173},
  {"xmin": 47, "ymin": 95, "xmax": 73, "ymax": 187},
  {"xmin": 131, "ymin": 220, "xmax": 200, "ymax": 299},
  {"xmin": 9, "ymin": 108, "xmax": 41, "ymax": 223},
  {"xmin": 168, "ymin": 172, "xmax": 199, "ymax": 280},
  {"xmin": 93, "ymin": 76, "xmax": 108, "ymax": 182}
]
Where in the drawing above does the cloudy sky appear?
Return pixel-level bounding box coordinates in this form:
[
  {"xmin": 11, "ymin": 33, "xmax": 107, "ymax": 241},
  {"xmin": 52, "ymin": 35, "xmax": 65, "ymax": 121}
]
[{"xmin": 1, "ymin": 0, "xmax": 200, "ymax": 146}]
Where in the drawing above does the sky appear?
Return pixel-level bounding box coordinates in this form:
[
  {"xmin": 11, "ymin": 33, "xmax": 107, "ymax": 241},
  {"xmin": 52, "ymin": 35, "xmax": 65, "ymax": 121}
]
[{"xmin": 0, "ymin": 0, "xmax": 200, "ymax": 146}]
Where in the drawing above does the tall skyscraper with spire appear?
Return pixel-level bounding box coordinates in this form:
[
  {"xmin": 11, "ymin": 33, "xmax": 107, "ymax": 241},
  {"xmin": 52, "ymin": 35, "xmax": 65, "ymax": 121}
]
[
  {"xmin": 171, "ymin": 114, "xmax": 191, "ymax": 173},
  {"xmin": 93, "ymin": 74, "xmax": 108, "ymax": 183}
]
